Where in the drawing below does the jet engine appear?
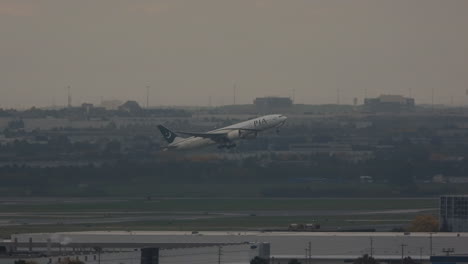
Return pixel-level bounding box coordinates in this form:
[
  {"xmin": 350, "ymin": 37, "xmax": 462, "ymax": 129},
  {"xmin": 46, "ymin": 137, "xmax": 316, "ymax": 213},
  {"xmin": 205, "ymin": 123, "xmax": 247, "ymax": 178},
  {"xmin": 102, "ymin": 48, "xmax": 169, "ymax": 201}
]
[
  {"xmin": 227, "ymin": 130, "xmax": 241, "ymax": 140},
  {"xmin": 227, "ymin": 130, "xmax": 257, "ymax": 140}
]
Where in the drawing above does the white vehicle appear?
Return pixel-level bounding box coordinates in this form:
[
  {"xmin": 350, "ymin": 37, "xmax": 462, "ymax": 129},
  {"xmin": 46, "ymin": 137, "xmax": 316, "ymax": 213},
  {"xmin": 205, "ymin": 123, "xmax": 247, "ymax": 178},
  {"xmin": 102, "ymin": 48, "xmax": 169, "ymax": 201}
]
[{"xmin": 158, "ymin": 114, "xmax": 287, "ymax": 150}]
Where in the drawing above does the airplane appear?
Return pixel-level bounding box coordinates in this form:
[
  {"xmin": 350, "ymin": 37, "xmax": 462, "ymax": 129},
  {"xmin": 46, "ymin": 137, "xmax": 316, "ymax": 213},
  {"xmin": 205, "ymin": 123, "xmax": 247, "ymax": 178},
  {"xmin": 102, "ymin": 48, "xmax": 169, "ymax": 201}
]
[{"xmin": 157, "ymin": 114, "xmax": 287, "ymax": 150}]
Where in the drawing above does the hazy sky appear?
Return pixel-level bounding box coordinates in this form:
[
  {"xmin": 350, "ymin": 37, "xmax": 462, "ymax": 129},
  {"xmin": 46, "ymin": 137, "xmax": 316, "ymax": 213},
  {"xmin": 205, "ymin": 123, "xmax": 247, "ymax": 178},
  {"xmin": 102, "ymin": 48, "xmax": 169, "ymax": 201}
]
[{"xmin": 1, "ymin": 0, "xmax": 468, "ymax": 108}]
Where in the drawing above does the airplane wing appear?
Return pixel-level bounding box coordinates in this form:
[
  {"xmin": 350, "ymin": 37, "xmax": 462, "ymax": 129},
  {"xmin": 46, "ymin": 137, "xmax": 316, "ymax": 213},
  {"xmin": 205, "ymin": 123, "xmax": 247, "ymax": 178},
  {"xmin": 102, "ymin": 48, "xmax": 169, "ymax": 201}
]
[
  {"xmin": 176, "ymin": 128, "xmax": 259, "ymax": 140},
  {"xmin": 176, "ymin": 131, "xmax": 226, "ymax": 139}
]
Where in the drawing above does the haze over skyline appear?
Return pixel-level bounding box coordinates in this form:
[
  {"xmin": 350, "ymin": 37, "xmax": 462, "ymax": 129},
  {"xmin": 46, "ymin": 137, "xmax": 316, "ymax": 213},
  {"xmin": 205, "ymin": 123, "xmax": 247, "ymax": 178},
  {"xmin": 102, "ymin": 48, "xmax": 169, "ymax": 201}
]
[{"xmin": 1, "ymin": 0, "xmax": 468, "ymax": 108}]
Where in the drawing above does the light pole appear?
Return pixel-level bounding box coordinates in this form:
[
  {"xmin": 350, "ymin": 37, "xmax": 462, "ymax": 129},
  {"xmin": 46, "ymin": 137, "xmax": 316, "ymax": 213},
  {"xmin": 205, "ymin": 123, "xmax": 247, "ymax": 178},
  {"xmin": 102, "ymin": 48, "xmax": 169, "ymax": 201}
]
[
  {"xmin": 401, "ymin": 244, "xmax": 407, "ymax": 264},
  {"xmin": 429, "ymin": 232, "xmax": 433, "ymax": 256},
  {"xmin": 146, "ymin": 85, "xmax": 150, "ymax": 109}
]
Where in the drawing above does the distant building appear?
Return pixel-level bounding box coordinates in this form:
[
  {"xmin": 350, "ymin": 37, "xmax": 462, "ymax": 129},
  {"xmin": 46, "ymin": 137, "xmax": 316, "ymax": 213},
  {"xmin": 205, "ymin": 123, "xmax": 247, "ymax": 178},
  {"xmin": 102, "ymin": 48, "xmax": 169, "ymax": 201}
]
[
  {"xmin": 81, "ymin": 103, "xmax": 93, "ymax": 114},
  {"xmin": 254, "ymin": 97, "xmax": 293, "ymax": 109},
  {"xmin": 360, "ymin": 175, "xmax": 374, "ymax": 183},
  {"xmin": 440, "ymin": 195, "xmax": 468, "ymax": 232},
  {"xmin": 118, "ymin": 100, "xmax": 142, "ymax": 113},
  {"xmin": 433, "ymin": 174, "xmax": 468, "ymax": 184},
  {"xmin": 101, "ymin": 100, "xmax": 123, "ymax": 110},
  {"xmin": 433, "ymin": 174, "xmax": 447, "ymax": 183},
  {"xmin": 364, "ymin": 94, "xmax": 415, "ymax": 112}
]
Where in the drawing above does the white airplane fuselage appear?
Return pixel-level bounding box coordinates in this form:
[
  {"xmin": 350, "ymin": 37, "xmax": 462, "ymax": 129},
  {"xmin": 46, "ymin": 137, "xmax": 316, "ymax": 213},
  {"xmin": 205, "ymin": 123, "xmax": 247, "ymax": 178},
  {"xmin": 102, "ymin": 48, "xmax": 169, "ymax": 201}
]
[{"xmin": 162, "ymin": 114, "xmax": 287, "ymax": 150}]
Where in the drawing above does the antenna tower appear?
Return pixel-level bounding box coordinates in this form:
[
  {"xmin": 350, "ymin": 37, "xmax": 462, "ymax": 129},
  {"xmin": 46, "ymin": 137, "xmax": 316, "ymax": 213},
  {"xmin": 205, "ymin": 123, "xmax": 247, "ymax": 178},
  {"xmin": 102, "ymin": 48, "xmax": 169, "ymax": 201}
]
[{"xmin": 67, "ymin": 86, "xmax": 72, "ymax": 108}]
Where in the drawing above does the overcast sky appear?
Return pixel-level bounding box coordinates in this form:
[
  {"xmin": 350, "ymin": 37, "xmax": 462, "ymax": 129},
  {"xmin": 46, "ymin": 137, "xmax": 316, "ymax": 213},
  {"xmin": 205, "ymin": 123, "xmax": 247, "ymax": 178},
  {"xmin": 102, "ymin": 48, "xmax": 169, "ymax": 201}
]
[{"xmin": 1, "ymin": 0, "xmax": 467, "ymax": 108}]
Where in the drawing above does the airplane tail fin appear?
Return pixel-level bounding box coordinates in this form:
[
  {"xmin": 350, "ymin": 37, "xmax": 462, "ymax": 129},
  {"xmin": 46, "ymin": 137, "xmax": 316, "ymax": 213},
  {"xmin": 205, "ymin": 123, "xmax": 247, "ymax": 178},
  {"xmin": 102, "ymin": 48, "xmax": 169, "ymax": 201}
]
[{"xmin": 157, "ymin": 125, "xmax": 183, "ymax": 144}]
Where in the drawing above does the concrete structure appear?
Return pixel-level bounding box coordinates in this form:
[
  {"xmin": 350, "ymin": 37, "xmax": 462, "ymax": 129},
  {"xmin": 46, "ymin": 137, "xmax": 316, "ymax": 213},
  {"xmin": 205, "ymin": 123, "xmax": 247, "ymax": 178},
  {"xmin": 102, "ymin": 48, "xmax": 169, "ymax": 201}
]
[
  {"xmin": 7, "ymin": 231, "xmax": 468, "ymax": 263},
  {"xmin": 440, "ymin": 195, "xmax": 468, "ymax": 232},
  {"xmin": 0, "ymin": 241, "xmax": 267, "ymax": 264}
]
